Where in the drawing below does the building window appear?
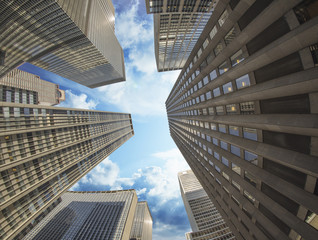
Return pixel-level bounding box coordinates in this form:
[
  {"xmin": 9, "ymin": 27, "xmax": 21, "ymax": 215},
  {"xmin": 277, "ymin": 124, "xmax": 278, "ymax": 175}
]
[
  {"xmin": 210, "ymin": 69, "xmax": 217, "ymax": 81},
  {"xmin": 218, "ymin": 9, "xmax": 229, "ymax": 26},
  {"xmin": 243, "ymin": 128, "xmax": 257, "ymax": 141},
  {"xmin": 232, "ymin": 163, "xmax": 240, "ymax": 175},
  {"xmin": 219, "ymin": 124, "xmax": 226, "ymax": 133},
  {"xmin": 231, "ymin": 49, "xmax": 244, "ymax": 66},
  {"xmin": 210, "ymin": 25, "xmax": 218, "ymax": 40},
  {"xmin": 223, "ymin": 82, "xmax": 233, "ymax": 94},
  {"xmin": 222, "ymin": 156, "xmax": 229, "ymax": 166},
  {"xmin": 236, "ymin": 74, "xmax": 250, "ymax": 89},
  {"xmin": 224, "ymin": 27, "xmax": 236, "ymax": 45},
  {"xmin": 216, "ymin": 106, "xmax": 224, "ymax": 115},
  {"xmin": 240, "ymin": 101, "xmax": 255, "ymax": 114},
  {"xmin": 244, "ymin": 150, "xmax": 258, "ymax": 165},
  {"xmin": 229, "ymin": 125, "xmax": 239, "ymax": 136},
  {"xmin": 231, "ymin": 145, "xmax": 241, "ymax": 157},
  {"xmin": 213, "ymin": 87, "xmax": 221, "ymax": 97},
  {"xmin": 219, "ymin": 61, "xmax": 229, "ymax": 74},
  {"xmin": 214, "ymin": 42, "xmax": 223, "ymax": 56},
  {"xmin": 226, "ymin": 104, "xmax": 237, "ymax": 114}
]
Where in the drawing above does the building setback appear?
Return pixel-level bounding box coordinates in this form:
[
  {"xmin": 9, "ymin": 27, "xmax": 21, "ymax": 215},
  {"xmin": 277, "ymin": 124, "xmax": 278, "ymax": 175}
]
[
  {"xmin": 145, "ymin": 0, "xmax": 219, "ymax": 72},
  {"xmin": 130, "ymin": 201, "xmax": 153, "ymax": 240},
  {"xmin": 23, "ymin": 191, "xmax": 138, "ymax": 240},
  {"xmin": 178, "ymin": 170, "xmax": 235, "ymax": 240},
  {"xmin": 0, "ymin": 0, "xmax": 125, "ymax": 88},
  {"xmin": 166, "ymin": 0, "xmax": 318, "ymax": 239},
  {"xmin": 0, "ymin": 69, "xmax": 65, "ymax": 106},
  {"xmin": 0, "ymin": 102, "xmax": 134, "ymax": 239}
]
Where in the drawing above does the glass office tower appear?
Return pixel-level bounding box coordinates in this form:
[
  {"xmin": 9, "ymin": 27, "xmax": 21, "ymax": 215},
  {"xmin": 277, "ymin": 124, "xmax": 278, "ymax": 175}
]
[
  {"xmin": 179, "ymin": 170, "xmax": 235, "ymax": 240},
  {"xmin": 167, "ymin": 0, "xmax": 318, "ymax": 239},
  {"xmin": 0, "ymin": 103, "xmax": 134, "ymax": 239},
  {"xmin": 146, "ymin": 0, "xmax": 219, "ymax": 71},
  {"xmin": 0, "ymin": 0, "xmax": 125, "ymax": 88}
]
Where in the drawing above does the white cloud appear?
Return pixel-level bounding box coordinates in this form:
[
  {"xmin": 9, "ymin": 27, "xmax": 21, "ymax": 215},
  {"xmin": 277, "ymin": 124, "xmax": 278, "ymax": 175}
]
[
  {"xmin": 136, "ymin": 188, "xmax": 147, "ymax": 196},
  {"xmin": 144, "ymin": 149, "xmax": 190, "ymax": 204},
  {"xmin": 58, "ymin": 90, "xmax": 97, "ymax": 110},
  {"xmin": 78, "ymin": 157, "xmax": 120, "ymax": 186},
  {"xmin": 74, "ymin": 148, "xmax": 189, "ymax": 204},
  {"xmin": 115, "ymin": 0, "xmax": 153, "ymax": 49}
]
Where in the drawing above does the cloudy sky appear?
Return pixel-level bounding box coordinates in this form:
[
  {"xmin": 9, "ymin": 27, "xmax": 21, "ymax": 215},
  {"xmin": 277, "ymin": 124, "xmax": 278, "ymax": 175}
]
[{"xmin": 20, "ymin": 0, "xmax": 192, "ymax": 239}]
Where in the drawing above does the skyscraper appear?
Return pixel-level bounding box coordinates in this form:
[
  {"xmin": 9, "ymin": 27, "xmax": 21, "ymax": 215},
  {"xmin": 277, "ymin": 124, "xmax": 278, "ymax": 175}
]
[
  {"xmin": 167, "ymin": 0, "xmax": 318, "ymax": 239},
  {"xmin": 130, "ymin": 201, "xmax": 153, "ymax": 240},
  {"xmin": 0, "ymin": 0, "xmax": 125, "ymax": 88},
  {"xmin": 0, "ymin": 102, "xmax": 134, "ymax": 239},
  {"xmin": 178, "ymin": 170, "xmax": 235, "ymax": 240},
  {"xmin": 22, "ymin": 190, "xmax": 138, "ymax": 240},
  {"xmin": 146, "ymin": 0, "xmax": 219, "ymax": 72},
  {"xmin": 0, "ymin": 69, "xmax": 65, "ymax": 106}
]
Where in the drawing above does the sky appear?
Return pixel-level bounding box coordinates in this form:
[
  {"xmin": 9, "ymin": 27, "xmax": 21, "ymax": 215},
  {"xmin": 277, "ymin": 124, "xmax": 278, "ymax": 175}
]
[{"xmin": 19, "ymin": 0, "xmax": 192, "ymax": 239}]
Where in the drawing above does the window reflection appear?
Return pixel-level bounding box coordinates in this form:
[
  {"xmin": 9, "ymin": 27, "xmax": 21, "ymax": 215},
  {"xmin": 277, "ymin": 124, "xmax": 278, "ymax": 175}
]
[
  {"xmin": 219, "ymin": 61, "xmax": 229, "ymax": 74},
  {"xmin": 231, "ymin": 49, "xmax": 244, "ymax": 66},
  {"xmin": 232, "ymin": 163, "xmax": 241, "ymax": 175},
  {"xmin": 229, "ymin": 126, "xmax": 239, "ymax": 136},
  {"xmin": 243, "ymin": 128, "xmax": 257, "ymax": 141},
  {"xmin": 223, "ymin": 82, "xmax": 233, "ymax": 94},
  {"xmin": 236, "ymin": 74, "xmax": 250, "ymax": 89},
  {"xmin": 244, "ymin": 150, "xmax": 258, "ymax": 165}
]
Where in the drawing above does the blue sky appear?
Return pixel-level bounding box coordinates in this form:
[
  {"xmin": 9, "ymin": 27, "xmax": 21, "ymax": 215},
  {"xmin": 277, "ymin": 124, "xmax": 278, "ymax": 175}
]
[{"xmin": 19, "ymin": 0, "xmax": 191, "ymax": 239}]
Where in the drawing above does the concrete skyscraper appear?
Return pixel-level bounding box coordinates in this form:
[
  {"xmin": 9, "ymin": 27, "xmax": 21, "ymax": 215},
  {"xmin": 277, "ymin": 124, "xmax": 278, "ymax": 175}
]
[
  {"xmin": 0, "ymin": 0, "xmax": 125, "ymax": 88},
  {"xmin": 178, "ymin": 170, "xmax": 235, "ymax": 240},
  {"xmin": 0, "ymin": 69, "xmax": 65, "ymax": 106},
  {"xmin": 22, "ymin": 190, "xmax": 139, "ymax": 240},
  {"xmin": 0, "ymin": 102, "xmax": 134, "ymax": 239},
  {"xmin": 167, "ymin": 0, "xmax": 318, "ymax": 239},
  {"xmin": 129, "ymin": 201, "xmax": 153, "ymax": 240},
  {"xmin": 146, "ymin": 0, "xmax": 219, "ymax": 72}
]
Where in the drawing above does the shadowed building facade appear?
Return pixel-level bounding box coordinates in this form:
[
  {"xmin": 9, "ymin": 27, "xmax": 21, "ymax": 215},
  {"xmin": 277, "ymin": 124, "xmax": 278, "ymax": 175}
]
[
  {"xmin": 23, "ymin": 191, "xmax": 138, "ymax": 240},
  {"xmin": 0, "ymin": 103, "xmax": 134, "ymax": 239},
  {"xmin": 0, "ymin": 0, "xmax": 125, "ymax": 88},
  {"xmin": 129, "ymin": 201, "xmax": 153, "ymax": 240},
  {"xmin": 178, "ymin": 170, "xmax": 235, "ymax": 240},
  {"xmin": 0, "ymin": 69, "xmax": 65, "ymax": 106},
  {"xmin": 145, "ymin": 0, "xmax": 219, "ymax": 72},
  {"xmin": 167, "ymin": 0, "xmax": 318, "ymax": 239}
]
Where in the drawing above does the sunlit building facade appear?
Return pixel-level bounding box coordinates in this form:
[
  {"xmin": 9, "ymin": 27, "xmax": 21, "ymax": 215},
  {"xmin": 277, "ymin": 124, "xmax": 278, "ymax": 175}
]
[
  {"xmin": 179, "ymin": 170, "xmax": 234, "ymax": 240},
  {"xmin": 146, "ymin": 0, "xmax": 219, "ymax": 71},
  {"xmin": 0, "ymin": 69, "xmax": 65, "ymax": 106},
  {"xmin": 0, "ymin": 103, "xmax": 134, "ymax": 239},
  {"xmin": 130, "ymin": 201, "xmax": 153, "ymax": 240},
  {"xmin": 0, "ymin": 0, "xmax": 125, "ymax": 88},
  {"xmin": 167, "ymin": 0, "xmax": 318, "ymax": 239},
  {"xmin": 23, "ymin": 191, "xmax": 138, "ymax": 240}
]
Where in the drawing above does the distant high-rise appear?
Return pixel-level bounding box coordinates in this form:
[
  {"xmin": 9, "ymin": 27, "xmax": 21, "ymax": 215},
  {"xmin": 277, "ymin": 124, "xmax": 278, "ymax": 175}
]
[
  {"xmin": 23, "ymin": 191, "xmax": 138, "ymax": 240},
  {"xmin": 0, "ymin": 0, "xmax": 125, "ymax": 88},
  {"xmin": 130, "ymin": 201, "xmax": 153, "ymax": 240},
  {"xmin": 178, "ymin": 170, "xmax": 235, "ymax": 240},
  {"xmin": 0, "ymin": 69, "xmax": 65, "ymax": 106},
  {"xmin": 145, "ymin": 0, "xmax": 219, "ymax": 72},
  {"xmin": 0, "ymin": 102, "xmax": 134, "ymax": 239},
  {"xmin": 167, "ymin": 0, "xmax": 318, "ymax": 239}
]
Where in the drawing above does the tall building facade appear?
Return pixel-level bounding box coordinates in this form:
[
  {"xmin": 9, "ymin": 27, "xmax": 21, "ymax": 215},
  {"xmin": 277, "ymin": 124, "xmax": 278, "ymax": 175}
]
[
  {"xmin": 146, "ymin": 0, "xmax": 219, "ymax": 72},
  {"xmin": 0, "ymin": 102, "xmax": 134, "ymax": 239},
  {"xmin": 167, "ymin": 0, "xmax": 318, "ymax": 239},
  {"xmin": 0, "ymin": 0, "xmax": 125, "ymax": 88},
  {"xmin": 0, "ymin": 69, "xmax": 65, "ymax": 106},
  {"xmin": 22, "ymin": 191, "xmax": 138, "ymax": 240},
  {"xmin": 130, "ymin": 201, "xmax": 153, "ymax": 240},
  {"xmin": 178, "ymin": 170, "xmax": 235, "ymax": 240}
]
